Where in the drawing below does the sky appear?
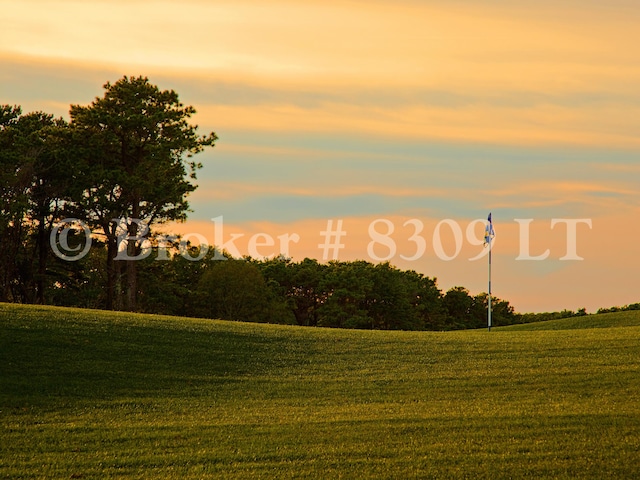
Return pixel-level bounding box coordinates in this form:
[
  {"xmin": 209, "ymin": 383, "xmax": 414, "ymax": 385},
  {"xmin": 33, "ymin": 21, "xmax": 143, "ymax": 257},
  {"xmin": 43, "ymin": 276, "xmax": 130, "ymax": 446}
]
[{"xmin": 2, "ymin": 0, "xmax": 639, "ymax": 313}]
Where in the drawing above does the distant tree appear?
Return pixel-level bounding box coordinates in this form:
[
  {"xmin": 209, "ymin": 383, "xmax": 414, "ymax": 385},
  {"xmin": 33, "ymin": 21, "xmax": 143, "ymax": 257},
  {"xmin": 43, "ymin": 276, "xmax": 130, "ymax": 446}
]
[
  {"xmin": 318, "ymin": 261, "xmax": 372, "ymax": 328},
  {"xmin": 252, "ymin": 255, "xmax": 295, "ymax": 312},
  {"xmin": 137, "ymin": 244, "xmax": 222, "ymax": 317},
  {"xmin": 245, "ymin": 256, "xmax": 298, "ymax": 324},
  {"xmin": 194, "ymin": 259, "xmax": 292, "ymax": 323},
  {"xmin": 352, "ymin": 262, "xmax": 425, "ymax": 330},
  {"xmin": 471, "ymin": 293, "xmax": 516, "ymax": 328},
  {"xmin": 395, "ymin": 268, "xmax": 445, "ymax": 330},
  {"xmin": 443, "ymin": 286, "xmax": 473, "ymax": 329},
  {"xmin": 256, "ymin": 258, "xmax": 446, "ymax": 330},
  {"xmin": 362, "ymin": 262, "xmax": 406, "ymax": 329},
  {"xmin": 273, "ymin": 258, "xmax": 327, "ymax": 327},
  {"xmin": 69, "ymin": 76, "xmax": 217, "ymax": 310},
  {"xmin": 269, "ymin": 260, "xmax": 446, "ymax": 331}
]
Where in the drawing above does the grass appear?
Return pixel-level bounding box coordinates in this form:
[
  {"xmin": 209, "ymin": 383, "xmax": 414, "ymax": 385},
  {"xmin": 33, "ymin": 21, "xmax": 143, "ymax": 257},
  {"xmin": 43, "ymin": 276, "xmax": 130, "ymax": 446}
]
[
  {"xmin": 1, "ymin": 303, "xmax": 639, "ymax": 479},
  {"xmin": 499, "ymin": 310, "xmax": 640, "ymax": 331}
]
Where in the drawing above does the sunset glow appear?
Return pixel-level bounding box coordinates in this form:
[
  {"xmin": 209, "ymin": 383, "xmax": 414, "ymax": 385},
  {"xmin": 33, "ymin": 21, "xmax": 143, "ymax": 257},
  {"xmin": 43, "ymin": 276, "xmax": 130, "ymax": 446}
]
[{"xmin": 2, "ymin": 0, "xmax": 639, "ymax": 312}]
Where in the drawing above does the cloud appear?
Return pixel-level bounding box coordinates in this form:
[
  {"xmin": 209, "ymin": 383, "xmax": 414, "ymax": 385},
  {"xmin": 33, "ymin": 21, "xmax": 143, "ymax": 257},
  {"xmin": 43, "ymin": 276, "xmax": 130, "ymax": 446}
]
[
  {"xmin": 180, "ymin": 130, "xmax": 640, "ymax": 225},
  {"xmin": 3, "ymin": 0, "xmax": 639, "ymax": 85},
  {"xmin": 192, "ymin": 102, "xmax": 640, "ymax": 147}
]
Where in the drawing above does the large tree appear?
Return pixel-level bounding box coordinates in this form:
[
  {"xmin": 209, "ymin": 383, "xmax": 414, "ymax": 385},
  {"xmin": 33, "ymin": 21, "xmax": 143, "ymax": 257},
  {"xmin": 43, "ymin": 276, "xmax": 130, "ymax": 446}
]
[{"xmin": 69, "ymin": 76, "xmax": 217, "ymax": 310}]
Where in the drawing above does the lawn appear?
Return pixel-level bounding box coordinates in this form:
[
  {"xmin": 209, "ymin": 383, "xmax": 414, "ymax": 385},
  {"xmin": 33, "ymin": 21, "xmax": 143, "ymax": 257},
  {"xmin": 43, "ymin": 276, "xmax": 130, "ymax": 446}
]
[{"xmin": 1, "ymin": 303, "xmax": 639, "ymax": 479}]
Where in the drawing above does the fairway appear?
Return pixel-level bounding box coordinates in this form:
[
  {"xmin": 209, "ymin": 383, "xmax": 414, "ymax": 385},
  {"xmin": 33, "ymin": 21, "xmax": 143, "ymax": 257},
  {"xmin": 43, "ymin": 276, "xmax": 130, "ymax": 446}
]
[{"xmin": 1, "ymin": 304, "xmax": 639, "ymax": 479}]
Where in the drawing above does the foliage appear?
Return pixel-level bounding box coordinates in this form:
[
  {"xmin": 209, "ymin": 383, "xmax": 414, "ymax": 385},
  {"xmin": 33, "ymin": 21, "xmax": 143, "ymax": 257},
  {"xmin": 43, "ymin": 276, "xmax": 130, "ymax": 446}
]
[
  {"xmin": 68, "ymin": 76, "xmax": 217, "ymax": 311},
  {"xmin": 251, "ymin": 258, "xmax": 453, "ymax": 330},
  {"xmin": 0, "ymin": 107, "xmax": 73, "ymax": 303},
  {"xmin": 441, "ymin": 286, "xmax": 514, "ymax": 330},
  {"xmin": 1, "ymin": 78, "xmax": 216, "ymax": 312},
  {"xmin": 513, "ymin": 307, "xmax": 589, "ymax": 325},
  {"xmin": 500, "ymin": 309, "xmax": 640, "ymax": 330},
  {"xmin": 192, "ymin": 258, "xmax": 295, "ymax": 324},
  {"xmin": 596, "ymin": 303, "xmax": 640, "ymax": 314}
]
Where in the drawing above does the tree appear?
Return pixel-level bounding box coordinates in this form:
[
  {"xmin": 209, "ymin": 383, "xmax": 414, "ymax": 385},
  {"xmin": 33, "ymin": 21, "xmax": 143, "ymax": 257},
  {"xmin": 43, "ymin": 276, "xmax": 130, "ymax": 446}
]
[
  {"xmin": 318, "ymin": 261, "xmax": 373, "ymax": 328},
  {"xmin": 18, "ymin": 113, "xmax": 74, "ymax": 304},
  {"xmin": 443, "ymin": 286, "xmax": 473, "ymax": 329},
  {"xmin": 194, "ymin": 259, "xmax": 291, "ymax": 323},
  {"xmin": 373, "ymin": 266, "xmax": 444, "ymax": 330},
  {"xmin": 69, "ymin": 76, "xmax": 217, "ymax": 310},
  {"xmin": 403, "ymin": 270, "xmax": 447, "ymax": 330},
  {"xmin": 285, "ymin": 258, "xmax": 328, "ymax": 326},
  {"xmin": 366, "ymin": 262, "xmax": 423, "ymax": 330},
  {"xmin": 0, "ymin": 105, "xmax": 24, "ymax": 301},
  {"xmin": 471, "ymin": 293, "xmax": 516, "ymax": 328},
  {"xmin": 46, "ymin": 237, "xmax": 108, "ymax": 309},
  {"xmin": 254, "ymin": 258, "xmax": 447, "ymax": 331},
  {"xmin": 255, "ymin": 257, "xmax": 328, "ymax": 327},
  {"xmin": 0, "ymin": 107, "xmax": 73, "ymax": 303},
  {"xmin": 136, "ymin": 243, "xmax": 215, "ymax": 316}
]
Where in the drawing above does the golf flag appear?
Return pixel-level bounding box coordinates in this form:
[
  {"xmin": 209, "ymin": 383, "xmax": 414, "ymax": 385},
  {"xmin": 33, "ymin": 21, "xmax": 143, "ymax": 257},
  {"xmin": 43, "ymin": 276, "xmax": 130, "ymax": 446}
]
[
  {"xmin": 484, "ymin": 213, "xmax": 495, "ymax": 246},
  {"xmin": 486, "ymin": 212, "xmax": 494, "ymax": 331}
]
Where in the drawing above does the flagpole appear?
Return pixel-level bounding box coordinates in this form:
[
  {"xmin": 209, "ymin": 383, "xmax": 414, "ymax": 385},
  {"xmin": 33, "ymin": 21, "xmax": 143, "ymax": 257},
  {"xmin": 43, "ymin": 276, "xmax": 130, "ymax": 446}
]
[
  {"xmin": 486, "ymin": 212, "xmax": 493, "ymax": 332},
  {"xmin": 488, "ymin": 239, "xmax": 492, "ymax": 331}
]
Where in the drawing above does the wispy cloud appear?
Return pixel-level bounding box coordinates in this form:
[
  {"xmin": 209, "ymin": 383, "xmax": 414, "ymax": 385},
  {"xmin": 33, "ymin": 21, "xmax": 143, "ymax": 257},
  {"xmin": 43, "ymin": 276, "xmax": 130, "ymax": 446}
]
[{"xmin": 193, "ymin": 102, "xmax": 640, "ymax": 147}]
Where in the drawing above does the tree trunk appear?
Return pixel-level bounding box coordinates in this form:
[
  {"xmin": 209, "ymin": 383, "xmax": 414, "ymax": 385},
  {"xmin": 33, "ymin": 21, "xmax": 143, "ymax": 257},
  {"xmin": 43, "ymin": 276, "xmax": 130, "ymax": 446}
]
[
  {"xmin": 105, "ymin": 220, "xmax": 120, "ymax": 310},
  {"xmin": 35, "ymin": 213, "xmax": 47, "ymax": 304},
  {"xmin": 125, "ymin": 220, "xmax": 138, "ymax": 312},
  {"xmin": 125, "ymin": 204, "xmax": 141, "ymax": 312}
]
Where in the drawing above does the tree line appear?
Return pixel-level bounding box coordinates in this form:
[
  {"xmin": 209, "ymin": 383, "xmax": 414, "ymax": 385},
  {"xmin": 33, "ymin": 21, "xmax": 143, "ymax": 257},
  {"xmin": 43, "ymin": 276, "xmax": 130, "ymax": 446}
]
[
  {"xmin": 1, "ymin": 76, "xmax": 604, "ymax": 330},
  {"xmin": 49, "ymin": 246, "xmax": 518, "ymax": 330}
]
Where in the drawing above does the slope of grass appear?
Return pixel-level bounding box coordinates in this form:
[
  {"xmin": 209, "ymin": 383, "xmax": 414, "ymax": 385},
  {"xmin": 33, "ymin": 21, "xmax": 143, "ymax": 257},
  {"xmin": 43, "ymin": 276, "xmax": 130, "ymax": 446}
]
[
  {"xmin": 500, "ymin": 310, "xmax": 640, "ymax": 331},
  {"xmin": 1, "ymin": 303, "xmax": 639, "ymax": 479}
]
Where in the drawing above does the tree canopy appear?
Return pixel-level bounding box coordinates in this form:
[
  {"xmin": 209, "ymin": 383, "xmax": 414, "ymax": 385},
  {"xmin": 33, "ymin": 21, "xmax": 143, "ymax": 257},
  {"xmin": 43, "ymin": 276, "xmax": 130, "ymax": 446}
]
[{"xmin": 68, "ymin": 76, "xmax": 217, "ymax": 310}]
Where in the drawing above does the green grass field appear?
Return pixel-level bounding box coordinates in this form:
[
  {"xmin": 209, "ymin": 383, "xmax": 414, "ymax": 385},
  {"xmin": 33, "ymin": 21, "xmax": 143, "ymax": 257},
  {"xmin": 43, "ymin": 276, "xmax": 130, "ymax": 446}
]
[{"xmin": 1, "ymin": 303, "xmax": 639, "ymax": 479}]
